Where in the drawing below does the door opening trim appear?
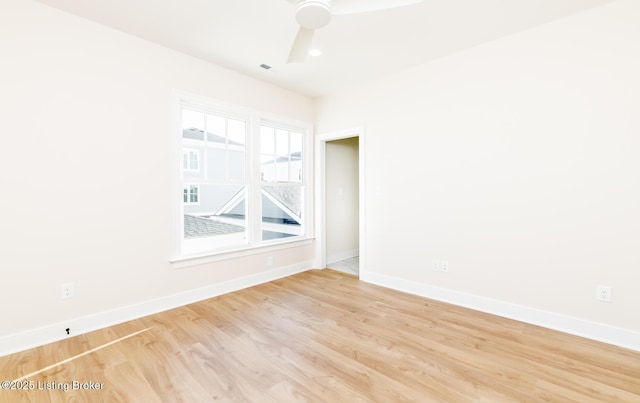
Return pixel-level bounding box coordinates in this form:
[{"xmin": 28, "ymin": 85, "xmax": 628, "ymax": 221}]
[{"xmin": 315, "ymin": 127, "xmax": 366, "ymax": 277}]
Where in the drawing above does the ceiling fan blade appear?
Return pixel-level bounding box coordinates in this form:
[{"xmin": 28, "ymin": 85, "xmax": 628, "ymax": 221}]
[
  {"xmin": 332, "ymin": 0, "xmax": 423, "ymax": 15},
  {"xmin": 287, "ymin": 27, "xmax": 315, "ymax": 63}
]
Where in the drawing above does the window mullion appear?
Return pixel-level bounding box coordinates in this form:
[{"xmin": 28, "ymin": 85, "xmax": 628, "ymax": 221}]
[
  {"xmin": 224, "ymin": 118, "xmax": 229, "ymax": 181},
  {"xmin": 248, "ymin": 116, "xmax": 262, "ymax": 245},
  {"xmin": 203, "ymin": 117, "xmax": 209, "ymax": 181}
]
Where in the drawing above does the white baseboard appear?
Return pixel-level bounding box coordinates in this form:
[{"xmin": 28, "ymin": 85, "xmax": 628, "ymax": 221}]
[
  {"xmin": 0, "ymin": 261, "xmax": 313, "ymax": 357},
  {"xmin": 327, "ymin": 249, "xmax": 359, "ymax": 265},
  {"xmin": 361, "ymin": 271, "xmax": 640, "ymax": 352}
]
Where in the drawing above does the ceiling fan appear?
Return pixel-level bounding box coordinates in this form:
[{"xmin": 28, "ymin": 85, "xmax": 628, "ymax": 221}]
[{"xmin": 286, "ymin": 0, "xmax": 424, "ymax": 63}]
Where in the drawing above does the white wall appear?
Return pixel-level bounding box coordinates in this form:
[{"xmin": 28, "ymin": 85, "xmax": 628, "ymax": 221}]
[
  {"xmin": 316, "ymin": 0, "xmax": 640, "ymax": 340},
  {"xmin": 0, "ymin": 0, "xmax": 314, "ymax": 349},
  {"xmin": 326, "ymin": 137, "xmax": 359, "ymax": 262}
]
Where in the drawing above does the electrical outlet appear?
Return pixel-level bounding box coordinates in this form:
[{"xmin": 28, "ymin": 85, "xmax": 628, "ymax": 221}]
[
  {"xmin": 596, "ymin": 285, "xmax": 612, "ymax": 303},
  {"xmin": 267, "ymin": 256, "xmax": 274, "ymax": 266},
  {"xmin": 431, "ymin": 259, "xmax": 449, "ymax": 272},
  {"xmin": 61, "ymin": 283, "xmax": 74, "ymax": 299}
]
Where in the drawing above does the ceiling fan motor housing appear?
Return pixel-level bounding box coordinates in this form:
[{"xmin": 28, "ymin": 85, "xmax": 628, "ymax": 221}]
[{"xmin": 296, "ymin": 0, "xmax": 332, "ymax": 29}]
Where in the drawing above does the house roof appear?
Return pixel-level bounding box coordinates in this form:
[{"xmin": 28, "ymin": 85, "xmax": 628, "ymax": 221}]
[
  {"xmin": 214, "ymin": 186, "xmax": 301, "ymax": 223},
  {"xmin": 263, "ymin": 151, "xmax": 302, "ymax": 165},
  {"xmin": 183, "ymin": 128, "xmax": 243, "ymax": 146},
  {"xmin": 263, "ymin": 185, "xmax": 301, "ymax": 219},
  {"xmin": 184, "ymin": 214, "xmax": 244, "ymax": 239}
]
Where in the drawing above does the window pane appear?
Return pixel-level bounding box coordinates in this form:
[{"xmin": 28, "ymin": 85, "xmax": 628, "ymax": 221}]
[
  {"xmin": 261, "ymin": 155, "xmax": 275, "ymax": 182},
  {"xmin": 290, "ymin": 158, "xmax": 302, "ymax": 182},
  {"xmin": 182, "ymin": 109, "xmax": 205, "ymax": 130},
  {"xmin": 207, "ymin": 148, "xmax": 226, "ymax": 180},
  {"xmin": 183, "ymin": 185, "xmax": 247, "ymax": 255},
  {"xmin": 228, "ymin": 150, "xmax": 245, "ymax": 180},
  {"xmin": 275, "ymin": 129, "xmax": 289, "ymax": 156},
  {"xmin": 206, "ymin": 114, "xmax": 226, "ymax": 142},
  {"xmin": 182, "ymin": 110, "xmax": 205, "ymax": 140},
  {"xmin": 290, "ymin": 132, "xmax": 303, "ymax": 154},
  {"xmin": 228, "ymin": 119, "xmax": 246, "ymax": 146},
  {"xmin": 261, "ymin": 126, "xmax": 275, "ymax": 155},
  {"xmin": 261, "ymin": 185, "xmax": 303, "ymax": 241},
  {"xmin": 275, "ymin": 158, "xmax": 289, "ymax": 182}
]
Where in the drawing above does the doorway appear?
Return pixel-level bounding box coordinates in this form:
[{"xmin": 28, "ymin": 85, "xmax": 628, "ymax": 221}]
[{"xmin": 315, "ymin": 128, "xmax": 365, "ymax": 277}]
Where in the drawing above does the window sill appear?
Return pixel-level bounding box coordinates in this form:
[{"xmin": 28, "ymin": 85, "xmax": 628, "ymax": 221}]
[{"xmin": 169, "ymin": 237, "xmax": 314, "ymax": 269}]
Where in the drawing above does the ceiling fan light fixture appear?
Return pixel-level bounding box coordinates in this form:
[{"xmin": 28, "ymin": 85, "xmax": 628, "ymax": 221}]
[{"xmin": 295, "ymin": 0, "xmax": 332, "ymax": 29}]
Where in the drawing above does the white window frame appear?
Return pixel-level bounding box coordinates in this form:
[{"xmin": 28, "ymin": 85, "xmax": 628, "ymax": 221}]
[{"xmin": 170, "ymin": 91, "xmax": 313, "ymax": 266}]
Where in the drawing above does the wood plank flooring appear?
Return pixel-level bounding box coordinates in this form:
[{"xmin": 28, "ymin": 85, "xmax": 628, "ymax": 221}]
[{"xmin": 1, "ymin": 269, "xmax": 639, "ymax": 402}]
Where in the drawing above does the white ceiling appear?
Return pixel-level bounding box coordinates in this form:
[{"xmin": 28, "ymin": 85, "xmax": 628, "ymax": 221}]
[{"xmin": 37, "ymin": 0, "xmax": 613, "ymax": 98}]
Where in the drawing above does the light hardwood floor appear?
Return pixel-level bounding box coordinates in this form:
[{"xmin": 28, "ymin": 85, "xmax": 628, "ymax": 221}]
[{"xmin": 1, "ymin": 269, "xmax": 639, "ymax": 402}]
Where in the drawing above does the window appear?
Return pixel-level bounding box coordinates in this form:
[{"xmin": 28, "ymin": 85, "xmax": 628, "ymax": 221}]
[
  {"xmin": 183, "ymin": 149, "xmax": 199, "ymax": 172},
  {"xmin": 174, "ymin": 95, "xmax": 311, "ymax": 259},
  {"xmin": 260, "ymin": 125, "xmax": 304, "ymax": 241},
  {"xmin": 183, "ymin": 184, "xmax": 199, "ymax": 205}
]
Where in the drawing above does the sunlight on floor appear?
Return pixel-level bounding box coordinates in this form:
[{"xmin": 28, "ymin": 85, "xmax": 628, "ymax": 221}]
[{"xmin": 13, "ymin": 327, "xmax": 152, "ymax": 382}]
